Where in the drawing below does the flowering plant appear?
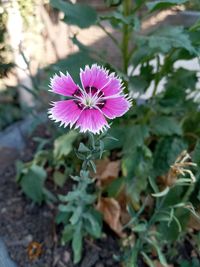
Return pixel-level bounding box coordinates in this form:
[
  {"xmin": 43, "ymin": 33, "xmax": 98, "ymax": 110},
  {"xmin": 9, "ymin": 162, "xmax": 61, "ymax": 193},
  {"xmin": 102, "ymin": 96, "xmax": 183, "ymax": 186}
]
[{"xmin": 48, "ymin": 64, "xmax": 131, "ymax": 263}]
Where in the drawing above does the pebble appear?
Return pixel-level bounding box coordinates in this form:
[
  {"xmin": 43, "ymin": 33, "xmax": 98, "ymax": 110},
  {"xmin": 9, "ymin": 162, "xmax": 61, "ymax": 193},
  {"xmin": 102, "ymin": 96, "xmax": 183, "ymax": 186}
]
[
  {"xmin": 25, "ymin": 235, "xmax": 33, "ymax": 244},
  {"xmin": 105, "ymin": 258, "xmax": 114, "ymax": 266},
  {"xmin": 1, "ymin": 208, "xmax": 6, "ymax": 214},
  {"xmin": 95, "ymin": 262, "xmax": 104, "ymax": 267},
  {"xmin": 63, "ymin": 251, "xmax": 71, "ymax": 263}
]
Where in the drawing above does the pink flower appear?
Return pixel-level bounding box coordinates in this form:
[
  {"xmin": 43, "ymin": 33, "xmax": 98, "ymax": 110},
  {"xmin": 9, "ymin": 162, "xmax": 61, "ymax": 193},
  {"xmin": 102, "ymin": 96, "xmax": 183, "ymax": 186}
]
[{"xmin": 48, "ymin": 64, "xmax": 131, "ymax": 134}]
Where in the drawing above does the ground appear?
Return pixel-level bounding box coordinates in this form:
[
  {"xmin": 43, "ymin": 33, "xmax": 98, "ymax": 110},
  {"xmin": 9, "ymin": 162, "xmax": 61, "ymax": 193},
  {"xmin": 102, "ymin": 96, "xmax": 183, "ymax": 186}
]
[{"xmin": 0, "ymin": 141, "xmax": 121, "ymax": 267}]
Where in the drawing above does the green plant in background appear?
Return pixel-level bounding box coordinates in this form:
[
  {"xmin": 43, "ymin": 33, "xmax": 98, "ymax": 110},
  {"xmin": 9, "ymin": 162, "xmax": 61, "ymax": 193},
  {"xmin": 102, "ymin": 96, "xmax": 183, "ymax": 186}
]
[
  {"xmin": 186, "ymin": 0, "xmax": 200, "ymax": 10},
  {"xmin": 0, "ymin": 87, "xmax": 22, "ymax": 130},
  {"xmin": 122, "ymin": 150, "xmax": 198, "ymax": 266},
  {"xmin": 16, "ymin": 130, "xmax": 79, "ymax": 203},
  {"xmin": 16, "ymin": 0, "xmax": 200, "ymax": 265},
  {"xmin": 0, "ymin": 3, "xmax": 14, "ymax": 78}
]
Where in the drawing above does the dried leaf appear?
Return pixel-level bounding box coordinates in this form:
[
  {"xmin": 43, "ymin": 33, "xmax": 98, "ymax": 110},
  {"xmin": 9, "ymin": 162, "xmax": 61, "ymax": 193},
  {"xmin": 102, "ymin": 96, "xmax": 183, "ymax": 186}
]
[
  {"xmin": 95, "ymin": 159, "xmax": 120, "ymax": 187},
  {"xmin": 188, "ymin": 212, "xmax": 200, "ymax": 231},
  {"xmin": 153, "ymin": 260, "xmax": 174, "ymax": 267},
  {"xmin": 27, "ymin": 241, "xmax": 43, "ymax": 261},
  {"xmin": 96, "ymin": 197, "xmax": 124, "ymax": 237},
  {"xmin": 117, "ymin": 189, "xmax": 131, "ymax": 225},
  {"xmin": 158, "ymin": 150, "xmax": 196, "ymax": 188}
]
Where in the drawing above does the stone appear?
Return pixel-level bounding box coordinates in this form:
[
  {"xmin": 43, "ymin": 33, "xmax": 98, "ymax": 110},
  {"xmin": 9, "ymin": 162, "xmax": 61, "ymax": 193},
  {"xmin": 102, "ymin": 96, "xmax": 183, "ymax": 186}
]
[
  {"xmin": 0, "ymin": 112, "xmax": 47, "ymax": 151},
  {"xmin": 0, "ymin": 238, "xmax": 18, "ymax": 267},
  {"xmin": 95, "ymin": 262, "xmax": 104, "ymax": 267},
  {"xmin": 62, "ymin": 251, "xmax": 71, "ymax": 264}
]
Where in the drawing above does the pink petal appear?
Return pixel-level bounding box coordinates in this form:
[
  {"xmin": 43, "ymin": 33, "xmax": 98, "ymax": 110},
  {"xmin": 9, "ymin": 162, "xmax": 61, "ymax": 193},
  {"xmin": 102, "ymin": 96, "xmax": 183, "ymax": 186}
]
[
  {"xmin": 102, "ymin": 96, "xmax": 131, "ymax": 119},
  {"xmin": 48, "ymin": 100, "xmax": 82, "ymax": 127},
  {"xmin": 101, "ymin": 73, "xmax": 122, "ymax": 96},
  {"xmin": 76, "ymin": 109, "xmax": 109, "ymax": 134},
  {"xmin": 50, "ymin": 72, "xmax": 78, "ymax": 96},
  {"xmin": 80, "ymin": 64, "xmax": 109, "ymax": 90}
]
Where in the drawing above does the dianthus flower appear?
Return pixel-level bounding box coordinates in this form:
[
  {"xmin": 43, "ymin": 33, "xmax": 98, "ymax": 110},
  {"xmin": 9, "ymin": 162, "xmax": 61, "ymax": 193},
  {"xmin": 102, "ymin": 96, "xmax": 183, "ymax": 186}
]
[{"xmin": 48, "ymin": 64, "xmax": 131, "ymax": 134}]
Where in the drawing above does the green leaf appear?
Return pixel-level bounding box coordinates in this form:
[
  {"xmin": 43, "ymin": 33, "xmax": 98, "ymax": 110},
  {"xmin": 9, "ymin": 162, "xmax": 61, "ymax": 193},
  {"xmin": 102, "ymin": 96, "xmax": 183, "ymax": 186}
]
[
  {"xmin": 78, "ymin": 143, "xmax": 90, "ymax": 153},
  {"xmin": 62, "ymin": 190, "xmax": 82, "ymax": 202},
  {"xmin": 183, "ymin": 112, "xmax": 200, "ymax": 141},
  {"xmin": 129, "ymin": 64, "xmax": 154, "ymax": 93},
  {"xmin": 146, "ymin": 0, "xmax": 188, "ymax": 12},
  {"xmin": 192, "ymin": 141, "xmax": 200, "ymax": 167},
  {"xmin": 20, "ymin": 165, "xmax": 47, "ymax": 204},
  {"xmin": 147, "ymin": 239, "xmax": 168, "ymax": 267},
  {"xmin": 99, "ymin": 140, "xmax": 104, "ymax": 158},
  {"xmin": 138, "ymin": 27, "xmax": 195, "ymax": 54},
  {"xmin": 123, "ymin": 144, "xmax": 153, "ymax": 203},
  {"xmin": 148, "ymin": 176, "xmax": 159, "ymax": 194},
  {"xmin": 15, "ymin": 160, "xmax": 25, "ymax": 182},
  {"xmin": 150, "ymin": 116, "xmax": 182, "ymax": 136},
  {"xmin": 141, "ymin": 252, "xmax": 156, "ymax": 267},
  {"xmin": 100, "ymin": 11, "xmax": 136, "ymax": 26},
  {"xmin": 58, "ymin": 204, "xmax": 74, "ymax": 213},
  {"xmin": 153, "ymin": 137, "xmax": 187, "ymax": 176},
  {"xmin": 158, "ymin": 208, "xmax": 189, "ymax": 241},
  {"xmin": 104, "ymin": 126, "xmax": 128, "ymax": 150},
  {"xmin": 61, "ymin": 224, "xmax": 74, "ymax": 244},
  {"xmin": 125, "ymin": 172, "xmax": 148, "ymax": 204},
  {"xmin": 50, "ymin": 0, "xmax": 97, "ymax": 28},
  {"xmin": 84, "ymin": 209, "xmax": 102, "ymax": 238},
  {"xmin": 152, "ymin": 186, "xmax": 170, "ymax": 197},
  {"xmin": 129, "ymin": 75, "xmax": 148, "ymax": 93},
  {"xmin": 71, "ymin": 35, "xmax": 89, "ymax": 52},
  {"xmin": 56, "ymin": 212, "xmax": 70, "ymax": 224},
  {"xmin": 53, "ymin": 171, "xmax": 67, "ymax": 187},
  {"xmin": 72, "ymin": 222, "xmax": 83, "ymax": 264},
  {"xmin": 133, "ymin": 223, "xmax": 147, "ymax": 232},
  {"xmin": 180, "ymin": 258, "xmax": 200, "ymax": 267},
  {"xmin": 89, "ymin": 160, "xmax": 97, "ymax": 173},
  {"xmin": 53, "ymin": 131, "xmax": 78, "ymax": 159},
  {"xmin": 43, "ymin": 188, "xmax": 57, "ymax": 203},
  {"xmin": 190, "ymin": 19, "xmax": 200, "ymax": 32},
  {"xmin": 70, "ymin": 206, "xmax": 83, "ymax": 225},
  {"xmin": 123, "ymin": 125, "xmax": 149, "ymax": 153},
  {"xmin": 123, "ymin": 142, "xmax": 152, "ymax": 179},
  {"xmin": 106, "ymin": 177, "xmax": 125, "ymax": 197}
]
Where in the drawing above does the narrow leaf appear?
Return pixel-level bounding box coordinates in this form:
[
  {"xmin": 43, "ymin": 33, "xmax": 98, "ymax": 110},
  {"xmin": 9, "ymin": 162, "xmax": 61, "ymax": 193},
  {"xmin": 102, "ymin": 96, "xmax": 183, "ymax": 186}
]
[
  {"xmin": 152, "ymin": 186, "xmax": 170, "ymax": 198},
  {"xmin": 147, "ymin": 0, "xmax": 188, "ymax": 12}
]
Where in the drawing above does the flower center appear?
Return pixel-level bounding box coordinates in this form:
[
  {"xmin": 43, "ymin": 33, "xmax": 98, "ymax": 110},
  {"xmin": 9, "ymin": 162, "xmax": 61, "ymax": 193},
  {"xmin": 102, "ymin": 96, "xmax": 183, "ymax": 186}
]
[
  {"xmin": 73, "ymin": 87, "xmax": 106, "ymax": 110},
  {"xmin": 83, "ymin": 95, "xmax": 96, "ymax": 107}
]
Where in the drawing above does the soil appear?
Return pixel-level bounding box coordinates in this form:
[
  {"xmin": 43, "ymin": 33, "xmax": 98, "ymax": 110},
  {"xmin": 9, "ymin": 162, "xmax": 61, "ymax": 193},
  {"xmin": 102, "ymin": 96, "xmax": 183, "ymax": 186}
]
[{"xmin": 0, "ymin": 135, "xmax": 121, "ymax": 267}]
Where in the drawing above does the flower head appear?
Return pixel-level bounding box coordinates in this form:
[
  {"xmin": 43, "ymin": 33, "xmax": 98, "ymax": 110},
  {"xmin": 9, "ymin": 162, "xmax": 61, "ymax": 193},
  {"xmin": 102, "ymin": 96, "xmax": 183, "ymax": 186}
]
[{"xmin": 48, "ymin": 64, "xmax": 131, "ymax": 134}]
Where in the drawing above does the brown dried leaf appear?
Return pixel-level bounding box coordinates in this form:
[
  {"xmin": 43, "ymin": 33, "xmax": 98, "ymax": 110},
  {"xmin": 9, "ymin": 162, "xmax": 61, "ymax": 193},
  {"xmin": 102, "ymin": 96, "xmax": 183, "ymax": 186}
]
[
  {"xmin": 95, "ymin": 159, "xmax": 120, "ymax": 187},
  {"xmin": 96, "ymin": 197, "xmax": 124, "ymax": 237},
  {"xmin": 188, "ymin": 213, "xmax": 200, "ymax": 231},
  {"xmin": 27, "ymin": 241, "xmax": 43, "ymax": 261},
  {"xmin": 158, "ymin": 150, "xmax": 196, "ymax": 188},
  {"xmin": 153, "ymin": 260, "xmax": 174, "ymax": 267}
]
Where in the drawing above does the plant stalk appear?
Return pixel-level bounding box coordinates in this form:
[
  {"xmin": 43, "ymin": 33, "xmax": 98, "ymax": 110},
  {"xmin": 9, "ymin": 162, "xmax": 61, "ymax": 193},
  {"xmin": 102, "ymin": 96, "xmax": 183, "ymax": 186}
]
[{"xmin": 121, "ymin": 0, "xmax": 132, "ymax": 74}]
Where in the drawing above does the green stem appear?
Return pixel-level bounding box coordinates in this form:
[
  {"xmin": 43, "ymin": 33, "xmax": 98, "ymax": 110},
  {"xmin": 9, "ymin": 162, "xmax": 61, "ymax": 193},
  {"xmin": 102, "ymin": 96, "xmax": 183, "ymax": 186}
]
[
  {"xmin": 129, "ymin": 239, "xmax": 141, "ymax": 267},
  {"xmin": 121, "ymin": 0, "xmax": 132, "ymax": 74},
  {"xmin": 181, "ymin": 183, "xmax": 195, "ymax": 204},
  {"xmin": 82, "ymin": 133, "xmax": 95, "ymax": 171},
  {"xmin": 132, "ymin": 0, "xmax": 147, "ymax": 13},
  {"xmin": 147, "ymin": 194, "xmax": 167, "ymax": 230}
]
